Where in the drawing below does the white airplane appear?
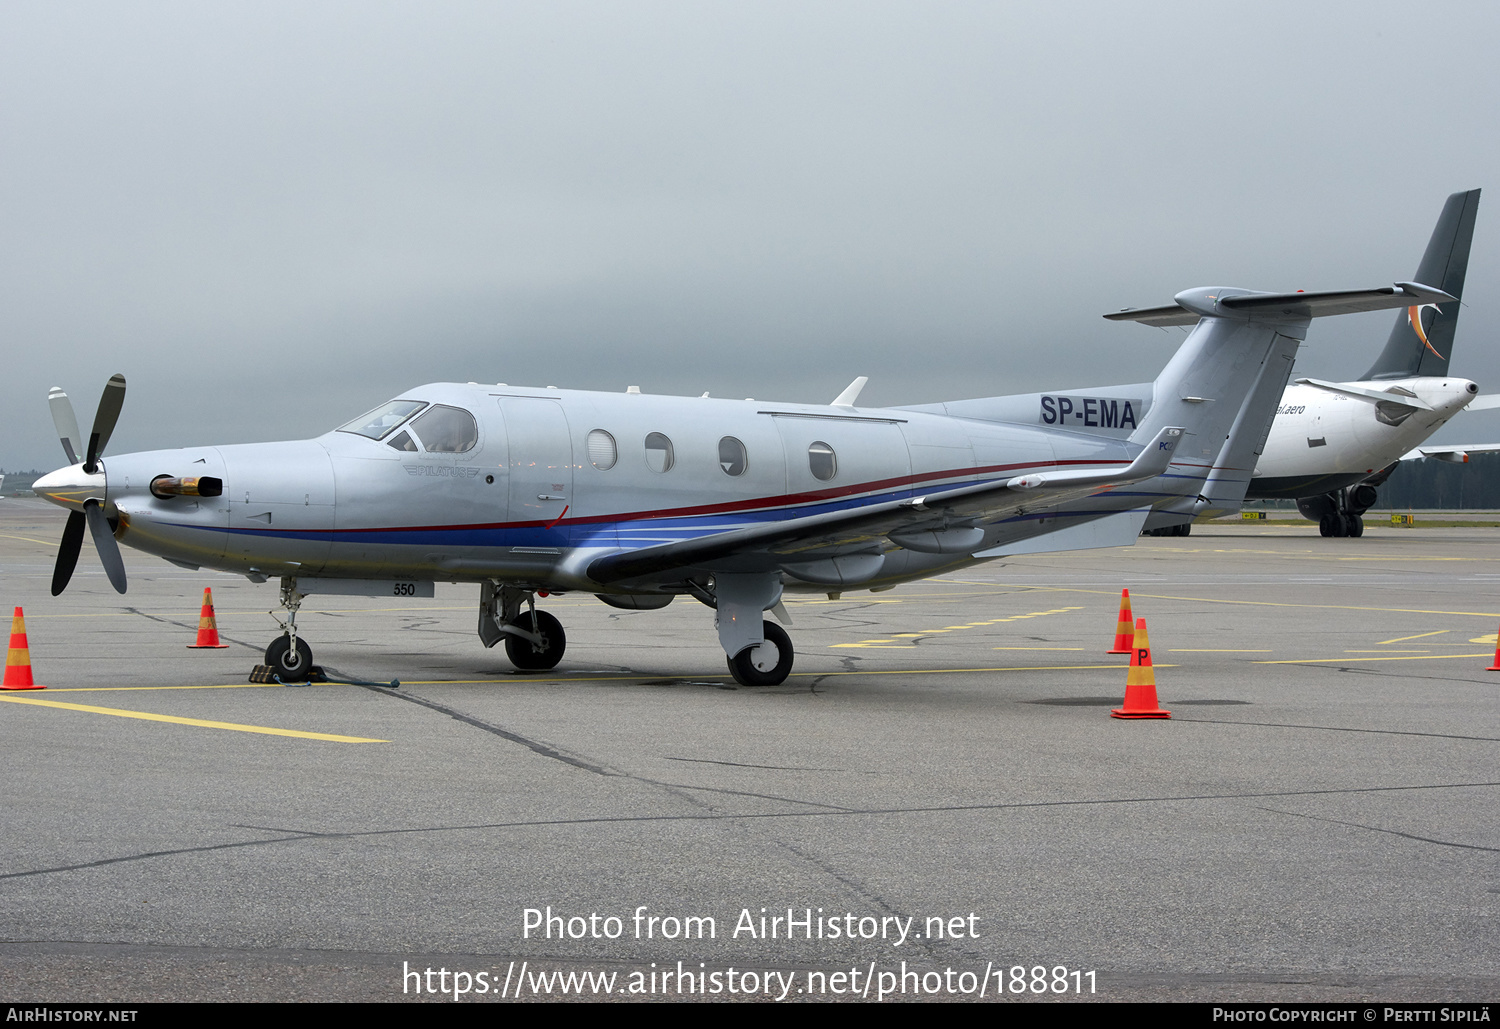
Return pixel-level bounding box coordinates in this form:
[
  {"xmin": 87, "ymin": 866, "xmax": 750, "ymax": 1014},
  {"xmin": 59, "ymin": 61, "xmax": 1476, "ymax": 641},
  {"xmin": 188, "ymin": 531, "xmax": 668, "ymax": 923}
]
[
  {"xmin": 32, "ymin": 280, "xmax": 1449, "ymax": 685},
  {"xmin": 1245, "ymin": 189, "xmax": 1487, "ymax": 536},
  {"xmin": 1121, "ymin": 189, "xmax": 1486, "ymax": 537}
]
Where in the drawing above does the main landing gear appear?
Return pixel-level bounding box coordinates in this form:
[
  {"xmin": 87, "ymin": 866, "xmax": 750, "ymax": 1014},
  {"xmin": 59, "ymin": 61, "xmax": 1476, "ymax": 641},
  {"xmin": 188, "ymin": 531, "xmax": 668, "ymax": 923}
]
[
  {"xmin": 266, "ymin": 578, "xmax": 315, "ymax": 679},
  {"xmin": 727, "ymin": 621, "xmax": 794, "ymax": 686},
  {"xmin": 1299, "ymin": 483, "xmax": 1378, "ymax": 538},
  {"xmin": 710, "ymin": 573, "xmax": 795, "ymax": 687},
  {"xmin": 478, "ymin": 581, "xmax": 567, "ymax": 671}
]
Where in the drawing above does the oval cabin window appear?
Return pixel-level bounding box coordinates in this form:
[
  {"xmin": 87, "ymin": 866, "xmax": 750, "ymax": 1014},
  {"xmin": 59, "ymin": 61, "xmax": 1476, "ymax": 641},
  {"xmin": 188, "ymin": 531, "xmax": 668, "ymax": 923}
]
[
  {"xmin": 645, "ymin": 432, "xmax": 674, "ymax": 473},
  {"xmin": 588, "ymin": 429, "xmax": 618, "ymax": 470},
  {"xmin": 808, "ymin": 441, "xmax": 837, "ymax": 481},
  {"xmin": 718, "ymin": 436, "xmax": 747, "ymax": 476}
]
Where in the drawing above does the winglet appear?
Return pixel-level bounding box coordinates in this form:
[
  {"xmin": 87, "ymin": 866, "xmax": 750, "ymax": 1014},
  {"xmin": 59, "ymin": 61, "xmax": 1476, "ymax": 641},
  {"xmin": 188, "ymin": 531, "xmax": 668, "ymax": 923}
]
[
  {"xmin": 831, "ymin": 376, "xmax": 868, "ymax": 407},
  {"xmin": 1007, "ymin": 427, "xmax": 1183, "ymax": 491}
]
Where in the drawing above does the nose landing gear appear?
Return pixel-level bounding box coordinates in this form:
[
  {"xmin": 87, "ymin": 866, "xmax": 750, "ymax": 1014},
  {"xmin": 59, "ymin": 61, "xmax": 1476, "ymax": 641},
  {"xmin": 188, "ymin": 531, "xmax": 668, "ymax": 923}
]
[
  {"xmin": 478, "ymin": 581, "xmax": 568, "ymax": 671},
  {"xmin": 265, "ymin": 577, "xmax": 317, "ymax": 679}
]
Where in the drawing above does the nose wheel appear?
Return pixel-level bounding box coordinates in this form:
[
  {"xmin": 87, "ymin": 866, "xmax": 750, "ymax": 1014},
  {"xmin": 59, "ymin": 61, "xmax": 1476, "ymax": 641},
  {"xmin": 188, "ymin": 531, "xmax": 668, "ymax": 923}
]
[
  {"xmin": 264, "ymin": 576, "xmax": 317, "ymax": 681},
  {"xmin": 504, "ymin": 610, "xmax": 566, "ymax": 670},
  {"xmin": 265, "ymin": 636, "xmax": 314, "ymax": 679}
]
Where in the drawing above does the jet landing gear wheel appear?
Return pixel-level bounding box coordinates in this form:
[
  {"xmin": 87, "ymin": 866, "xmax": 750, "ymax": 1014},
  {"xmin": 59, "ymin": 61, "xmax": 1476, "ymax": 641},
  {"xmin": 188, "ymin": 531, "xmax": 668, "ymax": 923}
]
[
  {"xmin": 726, "ymin": 621, "xmax": 794, "ymax": 687},
  {"xmin": 505, "ymin": 611, "xmax": 566, "ymax": 671},
  {"xmin": 265, "ymin": 636, "xmax": 314, "ymax": 680}
]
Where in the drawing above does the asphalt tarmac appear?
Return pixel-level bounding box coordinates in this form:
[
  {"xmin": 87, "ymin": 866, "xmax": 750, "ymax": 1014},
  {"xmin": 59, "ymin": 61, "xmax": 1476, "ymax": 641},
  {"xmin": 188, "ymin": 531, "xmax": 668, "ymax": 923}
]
[{"xmin": 1, "ymin": 498, "xmax": 1496, "ymax": 1003}]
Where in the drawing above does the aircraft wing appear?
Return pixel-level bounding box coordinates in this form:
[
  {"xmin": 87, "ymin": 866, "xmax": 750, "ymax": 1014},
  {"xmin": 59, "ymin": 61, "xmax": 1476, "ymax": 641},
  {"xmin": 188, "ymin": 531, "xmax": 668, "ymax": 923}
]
[
  {"xmin": 1105, "ymin": 282, "xmax": 1456, "ymax": 327},
  {"xmin": 1401, "ymin": 443, "xmax": 1500, "ymax": 463},
  {"xmin": 587, "ymin": 428, "xmax": 1183, "ymax": 584}
]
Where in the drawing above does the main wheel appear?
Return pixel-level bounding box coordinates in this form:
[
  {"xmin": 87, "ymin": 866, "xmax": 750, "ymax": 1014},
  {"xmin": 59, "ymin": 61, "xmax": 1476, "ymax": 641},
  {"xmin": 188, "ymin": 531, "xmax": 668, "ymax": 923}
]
[
  {"xmin": 1177, "ymin": 523, "xmax": 1192, "ymax": 537},
  {"xmin": 265, "ymin": 636, "xmax": 314, "ymax": 680},
  {"xmin": 504, "ymin": 610, "xmax": 566, "ymax": 670},
  {"xmin": 726, "ymin": 621, "xmax": 794, "ymax": 687},
  {"xmin": 1319, "ymin": 515, "xmax": 1335, "ymax": 537},
  {"xmin": 1349, "ymin": 514, "xmax": 1364, "ymax": 537}
]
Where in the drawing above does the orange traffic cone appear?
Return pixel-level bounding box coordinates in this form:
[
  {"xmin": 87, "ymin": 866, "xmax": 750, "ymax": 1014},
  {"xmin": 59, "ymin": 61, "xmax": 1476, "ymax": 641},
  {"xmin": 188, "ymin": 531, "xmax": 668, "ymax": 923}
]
[
  {"xmin": 1107, "ymin": 589, "xmax": 1135, "ymax": 654},
  {"xmin": 188, "ymin": 587, "xmax": 229, "ymax": 649},
  {"xmin": 1487, "ymin": 622, "xmax": 1500, "ymax": 671},
  {"xmin": 1111, "ymin": 617, "xmax": 1169, "ymax": 719},
  {"xmin": 3, "ymin": 607, "xmax": 45, "ymax": 690}
]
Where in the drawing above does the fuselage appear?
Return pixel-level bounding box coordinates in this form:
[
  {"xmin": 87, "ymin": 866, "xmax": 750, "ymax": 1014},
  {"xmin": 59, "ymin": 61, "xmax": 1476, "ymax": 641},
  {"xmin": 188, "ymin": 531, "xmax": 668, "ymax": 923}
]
[
  {"xmin": 1248, "ymin": 375, "xmax": 1478, "ymax": 498},
  {"xmin": 35, "ymin": 383, "xmax": 1155, "ymax": 595}
]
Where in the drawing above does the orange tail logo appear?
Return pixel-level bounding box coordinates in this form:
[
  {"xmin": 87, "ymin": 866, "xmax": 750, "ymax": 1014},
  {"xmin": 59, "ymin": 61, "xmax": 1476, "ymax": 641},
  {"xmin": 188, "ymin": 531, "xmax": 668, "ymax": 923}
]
[{"xmin": 1408, "ymin": 304, "xmax": 1445, "ymax": 360}]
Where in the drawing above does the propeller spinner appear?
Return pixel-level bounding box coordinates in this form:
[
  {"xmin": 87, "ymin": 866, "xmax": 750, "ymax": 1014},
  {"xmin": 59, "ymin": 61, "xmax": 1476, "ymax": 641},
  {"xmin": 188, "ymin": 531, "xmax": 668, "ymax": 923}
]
[{"xmin": 36, "ymin": 375, "xmax": 129, "ymax": 595}]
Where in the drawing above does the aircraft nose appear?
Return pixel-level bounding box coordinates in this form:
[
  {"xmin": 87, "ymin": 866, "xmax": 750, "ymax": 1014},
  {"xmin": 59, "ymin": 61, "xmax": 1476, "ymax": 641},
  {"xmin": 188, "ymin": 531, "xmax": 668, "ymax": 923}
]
[{"xmin": 32, "ymin": 463, "xmax": 105, "ymax": 510}]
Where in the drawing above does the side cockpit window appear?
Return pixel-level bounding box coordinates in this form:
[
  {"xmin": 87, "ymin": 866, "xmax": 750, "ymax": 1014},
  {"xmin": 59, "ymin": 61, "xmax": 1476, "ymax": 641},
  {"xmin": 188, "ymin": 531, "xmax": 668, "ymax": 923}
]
[
  {"xmin": 409, "ymin": 405, "xmax": 479, "ymax": 453},
  {"xmin": 338, "ymin": 400, "xmax": 428, "ymax": 440}
]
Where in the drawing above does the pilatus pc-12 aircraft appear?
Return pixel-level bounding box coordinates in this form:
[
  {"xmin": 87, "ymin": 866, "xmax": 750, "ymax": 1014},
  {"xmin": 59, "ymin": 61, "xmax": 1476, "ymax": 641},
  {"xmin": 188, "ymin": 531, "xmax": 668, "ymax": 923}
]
[{"xmin": 35, "ymin": 280, "xmax": 1449, "ymax": 685}]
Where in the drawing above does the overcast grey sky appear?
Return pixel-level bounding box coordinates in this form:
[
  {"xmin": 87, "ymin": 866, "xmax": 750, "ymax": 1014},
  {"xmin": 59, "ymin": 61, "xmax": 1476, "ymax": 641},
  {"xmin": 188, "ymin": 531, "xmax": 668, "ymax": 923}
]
[{"xmin": 4, "ymin": 1, "xmax": 1499, "ymax": 470}]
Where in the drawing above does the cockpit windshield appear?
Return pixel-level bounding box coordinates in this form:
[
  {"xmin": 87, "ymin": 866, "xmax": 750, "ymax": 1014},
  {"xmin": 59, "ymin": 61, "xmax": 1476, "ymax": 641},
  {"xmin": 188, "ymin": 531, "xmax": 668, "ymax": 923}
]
[{"xmin": 337, "ymin": 400, "xmax": 428, "ymax": 440}]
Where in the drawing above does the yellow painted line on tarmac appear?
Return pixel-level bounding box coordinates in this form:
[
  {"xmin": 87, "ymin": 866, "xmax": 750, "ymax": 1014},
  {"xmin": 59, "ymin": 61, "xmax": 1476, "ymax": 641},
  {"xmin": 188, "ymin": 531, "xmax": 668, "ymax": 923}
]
[
  {"xmin": 1000, "ymin": 585, "xmax": 1500, "ymax": 620},
  {"xmin": 1378, "ymin": 630, "xmax": 1451, "ymax": 644},
  {"xmin": 1167, "ymin": 649, "xmax": 1272, "ymax": 653},
  {"xmin": 1333, "ymin": 556, "xmax": 1490, "ymax": 562},
  {"xmin": 832, "ymin": 606, "xmax": 1084, "ymax": 648},
  {"xmin": 1253, "ymin": 653, "xmax": 1491, "ymax": 665},
  {"xmin": 0, "ymin": 533, "xmax": 58, "ymax": 547},
  {"xmin": 794, "ymin": 664, "xmax": 1174, "ymax": 675},
  {"xmin": 41, "ymin": 683, "xmax": 287, "ymax": 692},
  {"xmin": 0, "ymin": 695, "xmax": 387, "ymax": 742},
  {"xmin": 1345, "ymin": 649, "xmax": 1429, "ymax": 653},
  {"xmin": 396, "ymin": 663, "xmax": 1167, "ymax": 683}
]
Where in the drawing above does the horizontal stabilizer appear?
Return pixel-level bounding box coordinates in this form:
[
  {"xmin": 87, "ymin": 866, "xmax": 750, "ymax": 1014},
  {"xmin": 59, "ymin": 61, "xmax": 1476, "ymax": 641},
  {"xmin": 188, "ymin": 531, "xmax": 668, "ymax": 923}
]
[
  {"xmin": 1293, "ymin": 378, "xmax": 1434, "ymax": 411},
  {"xmin": 1106, "ymin": 282, "xmax": 1456, "ymax": 327},
  {"xmin": 1466, "ymin": 394, "xmax": 1500, "ymax": 412}
]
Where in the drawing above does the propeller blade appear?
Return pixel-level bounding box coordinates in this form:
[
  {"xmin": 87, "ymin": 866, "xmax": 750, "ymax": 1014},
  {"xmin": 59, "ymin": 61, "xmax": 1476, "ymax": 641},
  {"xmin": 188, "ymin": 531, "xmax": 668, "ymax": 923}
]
[
  {"xmin": 83, "ymin": 499, "xmax": 127, "ymax": 594},
  {"xmin": 84, "ymin": 374, "xmax": 126, "ymax": 474},
  {"xmin": 51, "ymin": 509, "xmax": 86, "ymax": 596},
  {"xmin": 47, "ymin": 387, "xmax": 82, "ymax": 466}
]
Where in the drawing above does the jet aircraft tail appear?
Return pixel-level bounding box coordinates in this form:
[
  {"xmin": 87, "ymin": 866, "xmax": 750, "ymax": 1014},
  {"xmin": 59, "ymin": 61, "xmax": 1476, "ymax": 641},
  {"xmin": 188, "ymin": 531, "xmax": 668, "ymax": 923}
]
[
  {"xmin": 1361, "ymin": 188, "xmax": 1480, "ymax": 380},
  {"xmin": 1112, "ymin": 282, "xmax": 1456, "ymax": 505}
]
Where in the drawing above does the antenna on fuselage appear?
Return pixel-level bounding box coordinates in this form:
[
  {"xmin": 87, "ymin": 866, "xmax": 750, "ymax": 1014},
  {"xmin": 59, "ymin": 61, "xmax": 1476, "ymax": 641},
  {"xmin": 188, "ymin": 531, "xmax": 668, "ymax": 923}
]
[{"xmin": 831, "ymin": 376, "xmax": 869, "ymax": 408}]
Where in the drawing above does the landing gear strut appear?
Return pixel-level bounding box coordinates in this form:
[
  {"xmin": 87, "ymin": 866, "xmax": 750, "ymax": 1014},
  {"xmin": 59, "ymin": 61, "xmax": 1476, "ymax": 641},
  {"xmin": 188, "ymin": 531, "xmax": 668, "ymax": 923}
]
[
  {"xmin": 714, "ymin": 573, "xmax": 794, "ymax": 687},
  {"xmin": 478, "ymin": 581, "xmax": 567, "ymax": 671},
  {"xmin": 265, "ymin": 577, "xmax": 315, "ymax": 678}
]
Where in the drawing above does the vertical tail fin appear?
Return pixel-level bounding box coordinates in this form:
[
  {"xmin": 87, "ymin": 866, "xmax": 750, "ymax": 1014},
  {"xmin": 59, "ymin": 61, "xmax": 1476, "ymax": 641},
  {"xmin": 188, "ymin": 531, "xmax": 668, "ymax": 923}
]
[{"xmin": 1362, "ymin": 189, "xmax": 1480, "ymax": 380}]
